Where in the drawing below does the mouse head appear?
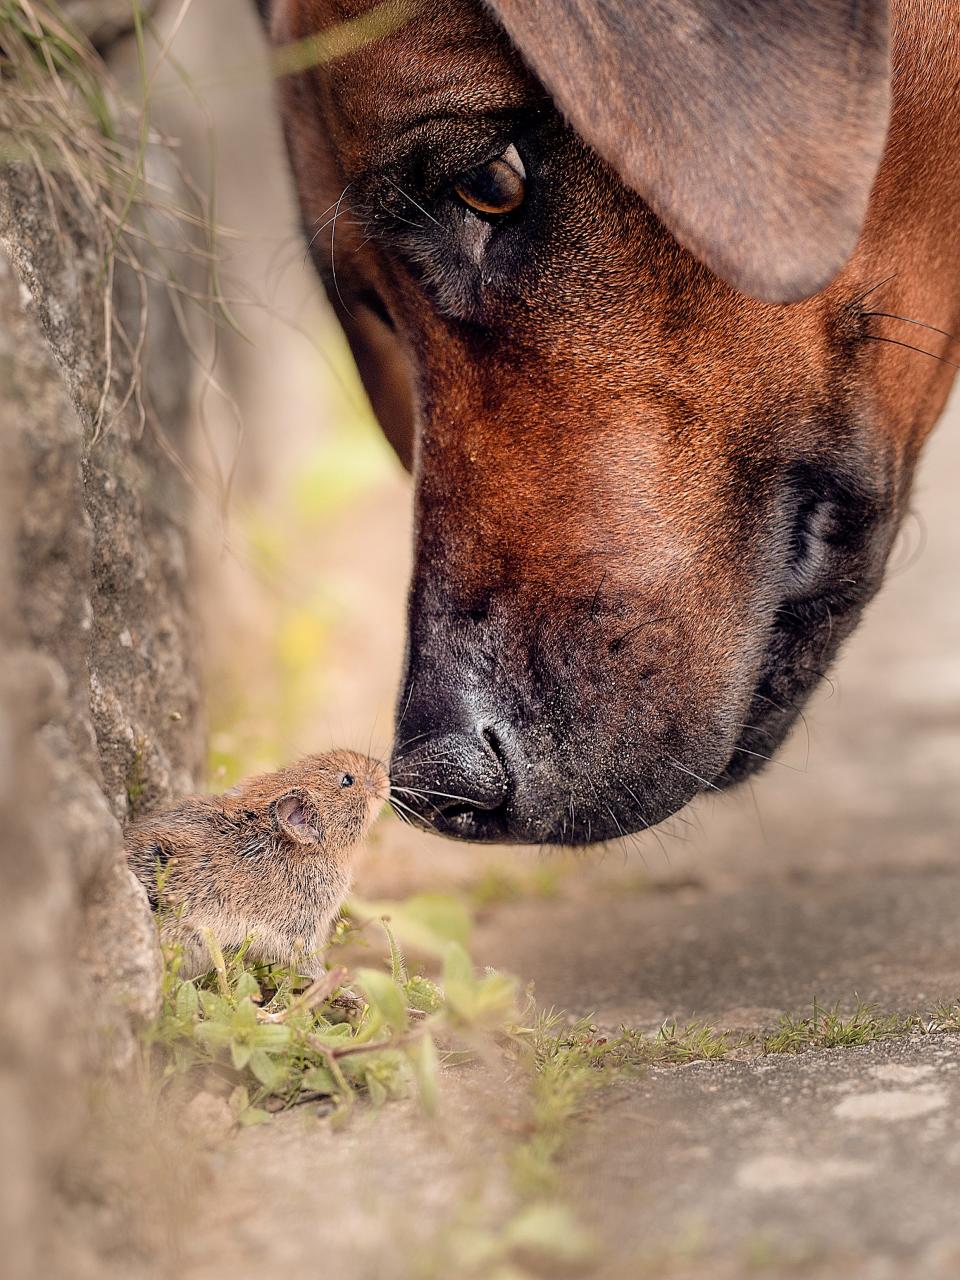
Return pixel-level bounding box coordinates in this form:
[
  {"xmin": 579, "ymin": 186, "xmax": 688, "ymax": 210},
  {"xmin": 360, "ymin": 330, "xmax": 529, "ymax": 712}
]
[{"xmin": 227, "ymin": 750, "xmax": 389, "ymax": 858}]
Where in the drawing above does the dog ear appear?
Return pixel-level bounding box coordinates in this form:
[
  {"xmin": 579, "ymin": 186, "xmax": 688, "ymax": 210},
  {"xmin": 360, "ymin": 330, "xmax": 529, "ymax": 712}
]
[
  {"xmin": 274, "ymin": 791, "xmax": 324, "ymax": 845},
  {"xmin": 249, "ymin": 0, "xmax": 272, "ymax": 26},
  {"xmin": 485, "ymin": 0, "xmax": 890, "ymax": 303}
]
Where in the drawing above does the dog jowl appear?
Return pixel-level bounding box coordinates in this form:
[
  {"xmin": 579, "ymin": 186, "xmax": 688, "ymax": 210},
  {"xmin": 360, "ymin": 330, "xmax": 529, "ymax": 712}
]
[{"xmin": 260, "ymin": 0, "xmax": 960, "ymax": 842}]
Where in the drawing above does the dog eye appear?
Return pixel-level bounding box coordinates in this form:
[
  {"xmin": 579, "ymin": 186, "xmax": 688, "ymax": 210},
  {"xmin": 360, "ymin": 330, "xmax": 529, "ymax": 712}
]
[
  {"xmin": 339, "ymin": 773, "xmax": 355, "ymax": 788},
  {"xmin": 452, "ymin": 144, "xmax": 526, "ymax": 216}
]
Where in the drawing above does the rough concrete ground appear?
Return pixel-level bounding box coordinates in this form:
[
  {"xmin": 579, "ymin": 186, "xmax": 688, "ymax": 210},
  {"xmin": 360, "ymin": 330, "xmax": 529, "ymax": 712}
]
[
  {"xmin": 577, "ymin": 1036, "xmax": 960, "ymax": 1278},
  {"xmin": 176, "ymin": 393, "xmax": 960, "ymax": 1280}
]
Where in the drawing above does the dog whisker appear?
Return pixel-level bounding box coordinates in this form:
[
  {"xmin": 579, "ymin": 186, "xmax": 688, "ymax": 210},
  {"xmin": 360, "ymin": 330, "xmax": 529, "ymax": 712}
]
[
  {"xmin": 614, "ymin": 773, "xmax": 672, "ymax": 862},
  {"xmin": 863, "ymin": 333, "xmax": 960, "ymax": 372},
  {"xmin": 863, "ymin": 310, "xmax": 959, "ymax": 345},
  {"xmin": 751, "ymin": 691, "xmax": 811, "ymax": 770},
  {"xmin": 849, "ymin": 271, "xmax": 898, "ymax": 307},
  {"xmin": 327, "ymin": 182, "xmax": 354, "ymax": 318},
  {"xmin": 729, "ymin": 745, "xmax": 805, "ymax": 773},
  {"xmin": 665, "ymin": 755, "xmax": 721, "ymax": 793},
  {"xmin": 608, "ymin": 616, "xmax": 667, "ymax": 653},
  {"xmin": 588, "ymin": 570, "xmax": 608, "ymax": 619},
  {"xmin": 384, "ymin": 176, "xmax": 444, "ymax": 230},
  {"xmin": 408, "ymin": 787, "xmax": 482, "ymax": 805},
  {"xmin": 388, "ymin": 794, "xmax": 435, "ymax": 827}
]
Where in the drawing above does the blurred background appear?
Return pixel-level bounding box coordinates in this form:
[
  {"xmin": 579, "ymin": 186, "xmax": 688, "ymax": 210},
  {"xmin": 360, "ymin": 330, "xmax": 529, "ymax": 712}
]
[{"xmin": 150, "ymin": 0, "xmax": 408, "ymax": 774}]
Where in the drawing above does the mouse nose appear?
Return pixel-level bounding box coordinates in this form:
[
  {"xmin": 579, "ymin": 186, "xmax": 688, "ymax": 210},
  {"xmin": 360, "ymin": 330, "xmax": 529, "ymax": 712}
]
[
  {"xmin": 363, "ymin": 758, "xmax": 390, "ymax": 802},
  {"xmin": 390, "ymin": 729, "xmax": 509, "ymax": 836}
]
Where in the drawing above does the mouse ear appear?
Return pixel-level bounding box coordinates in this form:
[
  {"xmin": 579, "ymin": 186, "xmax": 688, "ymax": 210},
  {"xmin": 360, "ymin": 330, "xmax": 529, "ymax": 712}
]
[{"xmin": 274, "ymin": 791, "xmax": 323, "ymax": 845}]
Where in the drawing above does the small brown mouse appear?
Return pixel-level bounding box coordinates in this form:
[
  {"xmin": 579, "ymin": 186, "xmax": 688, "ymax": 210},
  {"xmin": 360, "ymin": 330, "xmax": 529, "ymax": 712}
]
[{"xmin": 125, "ymin": 750, "xmax": 389, "ymax": 978}]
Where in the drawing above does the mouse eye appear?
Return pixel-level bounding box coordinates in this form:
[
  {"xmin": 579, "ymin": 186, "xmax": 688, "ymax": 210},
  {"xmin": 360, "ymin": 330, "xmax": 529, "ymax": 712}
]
[
  {"xmin": 339, "ymin": 773, "xmax": 355, "ymax": 788},
  {"xmin": 452, "ymin": 144, "xmax": 526, "ymax": 216}
]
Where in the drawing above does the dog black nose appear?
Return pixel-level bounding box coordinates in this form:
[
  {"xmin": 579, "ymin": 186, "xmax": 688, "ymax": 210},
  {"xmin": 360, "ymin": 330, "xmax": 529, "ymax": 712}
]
[{"xmin": 390, "ymin": 729, "xmax": 509, "ymax": 835}]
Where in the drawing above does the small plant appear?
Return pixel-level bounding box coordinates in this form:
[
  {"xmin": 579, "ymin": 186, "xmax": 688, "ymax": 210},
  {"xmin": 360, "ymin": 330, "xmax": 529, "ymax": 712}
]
[
  {"xmin": 929, "ymin": 998, "xmax": 960, "ymax": 1032},
  {"xmin": 146, "ymin": 918, "xmax": 519, "ymax": 1126},
  {"xmin": 762, "ymin": 999, "xmax": 914, "ymax": 1055},
  {"xmin": 124, "ymin": 737, "xmax": 148, "ymax": 815}
]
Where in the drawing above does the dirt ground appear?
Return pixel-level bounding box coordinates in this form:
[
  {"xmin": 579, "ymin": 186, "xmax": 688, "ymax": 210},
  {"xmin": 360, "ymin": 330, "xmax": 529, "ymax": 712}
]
[{"xmin": 149, "ymin": 5, "xmax": 960, "ymax": 1275}]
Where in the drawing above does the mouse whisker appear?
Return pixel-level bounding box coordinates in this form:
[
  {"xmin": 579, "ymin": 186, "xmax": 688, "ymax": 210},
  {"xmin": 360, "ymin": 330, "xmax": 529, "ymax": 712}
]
[{"xmin": 388, "ymin": 795, "xmax": 435, "ymax": 828}]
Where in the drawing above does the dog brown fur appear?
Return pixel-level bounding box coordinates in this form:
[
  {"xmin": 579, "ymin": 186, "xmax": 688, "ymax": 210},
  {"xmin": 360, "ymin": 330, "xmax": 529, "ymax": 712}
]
[{"xmin": 260, "ymin": 0, "xmax": 960, "ymax": 843}]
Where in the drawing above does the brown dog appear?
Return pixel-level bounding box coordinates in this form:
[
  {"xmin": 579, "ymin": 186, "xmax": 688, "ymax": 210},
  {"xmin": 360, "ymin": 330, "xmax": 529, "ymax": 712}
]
[{"xmin": 257, "ymin": 0, "xmax": 960, "ymax": 843}]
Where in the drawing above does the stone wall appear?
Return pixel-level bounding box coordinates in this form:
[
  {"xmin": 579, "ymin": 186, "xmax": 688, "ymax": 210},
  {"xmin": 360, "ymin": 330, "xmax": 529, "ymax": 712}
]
[{"xmin": 0, "ymin": 18, "xmax": 203, "ymax": 1275}]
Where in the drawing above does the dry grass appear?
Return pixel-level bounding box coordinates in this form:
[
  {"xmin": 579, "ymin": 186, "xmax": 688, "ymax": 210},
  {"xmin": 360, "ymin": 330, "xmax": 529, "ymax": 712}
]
[{"xmin": 0, "ymin": 0, "xmax": 244, "ymax": 491}]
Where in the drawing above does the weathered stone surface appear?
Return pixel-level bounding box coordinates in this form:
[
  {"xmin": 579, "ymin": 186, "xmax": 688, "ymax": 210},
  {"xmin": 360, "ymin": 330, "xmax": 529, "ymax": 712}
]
[
  {"xmin": 571, "ymin": 1035, "xmax": 960, "ymax": 1279},
  {"xmin": 0, "ymin": 170, "xmax": 200, "ymax": 1057},
  {"xmin": 0, "ymin": 36, "xmax": 203, "ymax": 1280}
]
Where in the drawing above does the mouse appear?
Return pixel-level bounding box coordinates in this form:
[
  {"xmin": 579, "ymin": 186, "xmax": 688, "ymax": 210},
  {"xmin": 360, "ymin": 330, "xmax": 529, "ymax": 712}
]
[{"xmin": 125, "ymin": 749, "xmax": 389, "ymax": 979}]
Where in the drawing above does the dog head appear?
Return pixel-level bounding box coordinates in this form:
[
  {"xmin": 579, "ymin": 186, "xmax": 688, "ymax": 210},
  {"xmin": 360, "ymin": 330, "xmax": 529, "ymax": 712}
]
[{"xmin": 262, "ymin": 0, "xmax": 959, "ymax": 842}]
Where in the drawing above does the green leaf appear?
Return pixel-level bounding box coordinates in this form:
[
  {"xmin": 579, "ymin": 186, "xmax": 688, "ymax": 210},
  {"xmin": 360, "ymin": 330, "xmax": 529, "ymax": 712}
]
[
  {"xmin": 357, "ymin": 969, "xmax": 409, "ymax": 1033},
  {"xmin": 310, "ymin": 1021, "xmax": 353, "ymax": 1042},
  {"xmin": 202, "ymin": 928, "xmax": 229, "ymax": 980},
  {"xmin": 441, "ymin": 946, "xmax": 519, "ymax": 1029},
  {"xmin": 408, "ymin": 1032, "xmax": 440, "ymax": 1116},
  {"xmin": 302, "ymin": 1065, "xmax": 337, "ymax": 1095},
  {"xmin": 405, "ymin": 975, "xmax": 444, "ymax": 1014},
  {"xmin": 237, "ymin": 1105, "xmax": 272, "ymax": 1127},
  {"xmin": 442, "ymin": 941, "xmax": 474, "ymax": 988},
  {"xmin": 232, "ymin": 999, "xmax": 260, "ymax": 1030},
  {"xmin": 235, "ymin": 971, "xmax": 262, "ymax": 1002},
  {"xmin": 175, "ymin": 981, "xmax": 199, "ymax": 1021},
  {"xmin": 441, "ymin": 942, "xmax": 479, "ymax": 1021},
  {"xmin": 249, "ymin": 1049, "xmax": 287, "ymax": 1091},
  {"xmin": 366, "ymin": 1073, "xmax": 388, "ymax": 1108},
  {"xmin": 194, "ymin": 1021, "xmax": 232, "ymax": 1051},
  {"xmin": 472, "ymin": 971, "xmax": 520, "ymax": 1029},
  {"xmin": 198, "ymin": 989, "xmax": 229, "ymax": 1019},
  {"xmin": 252, "ymin": 1024, "xmax": 292, "ymax": 1050},
  {"xmin": 230, "ymin": 1039, "xmax": 253, "ymax": 1070},
  {"xmin": 229, "ymin": 1085, "xmax": 250, "ymax": 1115},
  {"xmin": 380, "ymin": 916, "xmax": 407, "ymax": 983}
]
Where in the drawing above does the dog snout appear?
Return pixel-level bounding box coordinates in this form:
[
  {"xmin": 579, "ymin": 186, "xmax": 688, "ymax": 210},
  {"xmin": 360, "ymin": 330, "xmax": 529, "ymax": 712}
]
[{"xmin": 390, "ymin": 727, "xmax": 510, "ymax": 836}]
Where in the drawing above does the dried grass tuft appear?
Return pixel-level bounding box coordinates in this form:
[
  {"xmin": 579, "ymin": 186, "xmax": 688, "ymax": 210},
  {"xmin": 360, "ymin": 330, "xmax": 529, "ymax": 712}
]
[{"xmin": 0, "ymin": 0, "xmax": 243, "ymax": 496}]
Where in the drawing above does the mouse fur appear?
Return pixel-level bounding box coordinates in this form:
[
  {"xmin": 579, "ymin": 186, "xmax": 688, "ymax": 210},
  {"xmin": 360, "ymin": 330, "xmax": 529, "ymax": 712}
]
[{"xmin": 125, "ymin": 749, "xmax": 389, "ymax": 978}]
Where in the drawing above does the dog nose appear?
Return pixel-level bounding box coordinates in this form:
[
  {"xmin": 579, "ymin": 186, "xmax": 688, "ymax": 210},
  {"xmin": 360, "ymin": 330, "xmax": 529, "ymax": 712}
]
[{"xmin": 390, "ymin": 729, "xmax": 509, "ymax": 831}]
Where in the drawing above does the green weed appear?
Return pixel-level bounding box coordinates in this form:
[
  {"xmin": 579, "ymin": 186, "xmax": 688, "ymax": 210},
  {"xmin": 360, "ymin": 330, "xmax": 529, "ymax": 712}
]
[
  {"xmin": 764, "ymin": 999, "xmax": 917, "ymax": 1055},
  {"xmin": 146, "ymin": 918, "xmax": 518, "ymax": 1125},
  {"xmin": 124, "ymin": 738, "xmax": 148, "ymax": 815}
]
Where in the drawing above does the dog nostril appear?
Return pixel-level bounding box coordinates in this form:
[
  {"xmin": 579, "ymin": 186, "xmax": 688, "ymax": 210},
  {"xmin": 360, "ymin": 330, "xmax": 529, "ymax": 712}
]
[{"xmin": 390, "ymin": 729, "xmax": 509, "ymax": 820}]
